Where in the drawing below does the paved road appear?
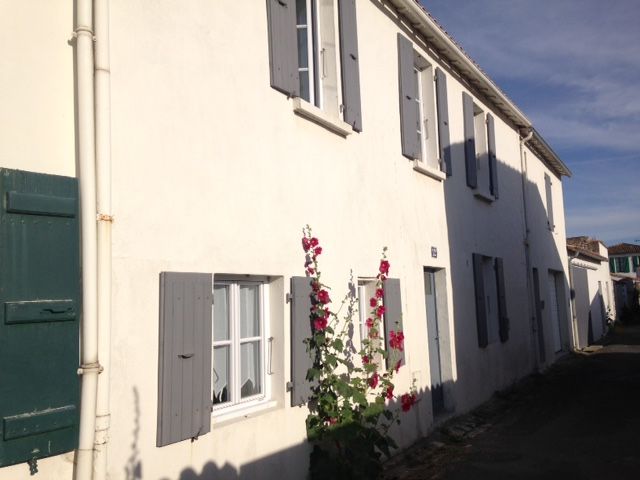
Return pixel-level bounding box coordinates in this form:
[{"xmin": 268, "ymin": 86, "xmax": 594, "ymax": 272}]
[{"xmin": 384, "ymin": 324, "xmax": 640, "ymax": 480}]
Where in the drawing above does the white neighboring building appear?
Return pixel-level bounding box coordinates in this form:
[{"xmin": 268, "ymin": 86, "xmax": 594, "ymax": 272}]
[
  {"xmin": 0, "ymin": 1, "xmax": 572, "ymax": 479},
  {"xmin": 567, "ymin": 237, "xmax": 615, "ymax": 347}
]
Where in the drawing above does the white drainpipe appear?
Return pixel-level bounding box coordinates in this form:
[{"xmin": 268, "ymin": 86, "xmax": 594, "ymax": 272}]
[
  {"xmin": 93, "ymin": 0, "xmax": 113, "ymax": 479},
  {"xmin": 568, "ymin": 251, "xmax": 581, "ymax": 350},
  {"xmin": 75, "ymin": 0, "xmax": 100, "ymax": 478}
]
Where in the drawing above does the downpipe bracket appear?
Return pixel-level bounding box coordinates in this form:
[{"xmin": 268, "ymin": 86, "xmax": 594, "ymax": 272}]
[{"xmin": 77, "ymin": 362, "xmax": 104, "ymax": 375}]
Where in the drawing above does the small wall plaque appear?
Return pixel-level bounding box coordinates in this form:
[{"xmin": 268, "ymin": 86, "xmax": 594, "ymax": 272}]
[{"xmin": 431, "ymin": 247, "xmax": 437, "ymax": 258}]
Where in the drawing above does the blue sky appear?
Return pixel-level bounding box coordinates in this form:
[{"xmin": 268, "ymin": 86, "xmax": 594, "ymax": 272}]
[{"xmin": 422, "ymin": 0, "xmax": 640, "ymax": 245}]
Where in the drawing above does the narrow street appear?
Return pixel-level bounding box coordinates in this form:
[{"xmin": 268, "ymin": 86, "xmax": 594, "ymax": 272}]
[{"xmin": 385, "ymin": 324, "xmax": 640, "ymax": 480}]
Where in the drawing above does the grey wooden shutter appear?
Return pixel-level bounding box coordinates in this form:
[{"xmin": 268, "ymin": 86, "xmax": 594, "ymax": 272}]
[
  {"xmin": 157, "ymin": 272, "xmax": 212, "ymax": 447},
  {"xmin": 472, "ymin": 254, "xmax": 488, "ymax": 348},
  {"xmin": 290, "ymin": 276, "xmax": 314, "ymax": 407},
  {"xmin": 266, "ymin": 0, "xmax": 299, "ymax": 97},
  {"xmin": 463, "ymin": 92, "xmax": 477, "ymax": 188},
  {"xmin": 398, "ymin": 34, "xmax": 419, "ymax": 160},
  {"xmin": 383, "ymin": 278, "xmax": 405, "ymax": 368},
  {"xmin": 487, "ymin": 113, "xmax": 498, "ymax": 198},
  {"xmin": 435, "ymin": 68, "xmax": 452, "ymax": 176},
  {"xmin": 338, "ymin": 0, "xmax": 362, "ymax": 132},
  {"xmin": 544, "ymin": 173, "xmax": 555, "ymax": 230},
  {"xmin": 495, "ymin": 257, "xmax": 509, "ymax": 342}
]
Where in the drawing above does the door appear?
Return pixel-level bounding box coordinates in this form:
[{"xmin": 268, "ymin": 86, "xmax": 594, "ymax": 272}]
[
  {"xmin": 598, "ymin": 281, "xmax": 607, "ymax": 334},
  {"xmin": 548, "ymin": 272, "xmax": 563, "ymax": 353},
  {"xmin": 424, "ymin": 270, "xmax": 444, "ymax": 415}
]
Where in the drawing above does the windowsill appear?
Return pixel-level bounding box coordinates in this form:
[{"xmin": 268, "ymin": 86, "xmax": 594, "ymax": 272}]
[
  {"xmin": 413, "ymin": 161, "xmax": 447, "ymax": 181},
  {"xmin": 473, "ymin": 190, "xmax": 495, "ymax": 203},
  {"xmin": 212, "ymin": 399, "xmax": 278, "ymax": 427},
  {"xmin": 292, "ymin": 98, "xmax": 352, "ymax": 137}
]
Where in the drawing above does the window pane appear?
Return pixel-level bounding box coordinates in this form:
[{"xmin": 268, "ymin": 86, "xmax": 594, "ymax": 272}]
[
  {"xmin": 296, "ymin": 0, "xmax": 307, "ymax": 25},
  {"xmin": 213, "ymin": 284, "xmax": 229, "ymax": 341},
  {"xmin": 299, "ymin": 72, "xmax": 310, "ymax": 102},
  {"xmin": 213, "ymin": 346, "xmax": 230, "ymax": 405},
  {"xmin": 297, "ymin": 28, "xmax": 308, "ymax": 68},
  {"xmin": 240, "ymin": 341, "xmax": 262, "ymax": 399},
  {"xmin": 239, "ymin": 284, "xmax": 260, "ymax": 338}
]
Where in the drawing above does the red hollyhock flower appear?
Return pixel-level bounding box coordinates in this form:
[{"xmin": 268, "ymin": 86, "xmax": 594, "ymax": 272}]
[
  {"xmin": 317, "ymin": 289, "xmax": 331, "ymax": 304},
  {"xmin": 369, "ymin": 297, "xmax": 378, "ymax": 308},
  {"xmin": 394, "ymin": 359, "xmax": 401, "ymax": 373},
  {"xmin": 401, "ymin": 393, "xmax": 417, "ymax": 412},
  {"xmin": 376, "ymin": 305, "xmax": 386, "ymax": 317},
  {"xmin": 362, "ymin": 355, "xmax": 370, "ymax": 364},
  {"xmin": 389, "ymin": 331, "xmax": 405, "ymax": 351},
  {"xmin": 314, "ymin": 317, "xmax": 328, "ymax": 331},
  {"xmin": 365, "ymin": 317, "xmax": 374, "ymax": 329},
  {"xmin": 310, "ymin": 237, "xmax": 319, "ymax": 248},
  {"xmin": 368, "ymin": 372, "xmax": 379, "ymax": 389},
  {"xmin": 385, "ymin": 386, "xmax": 394, "ymax": 400},
  {"xmin": 375, "ymin": 288, "xmax": 384, "ymax": 299},
  {"xmin": 302, "ymin": 237, "xmax": 311, "ymax": 252},
  {"xmin": 312, "ymin": 281, "xmax": 320, "ymax": 292},
  {"xmin": 307, "ymin": 267, "xmax": 315, "ymax": 275},
  {"xmin": 314, "ymin": 246, "xmax": 322, "ymax": 256},
  {"xmin": 379, "ymin": 260, "xmax": 390, "ymax": 275}
]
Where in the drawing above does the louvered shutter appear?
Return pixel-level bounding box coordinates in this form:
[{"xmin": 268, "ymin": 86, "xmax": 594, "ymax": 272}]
[
  {"xmin": 487, "ymin": 113, "xmax": 498, "ymax": 198},
  {"xmin": 545, "ymin": 173, "xmax": 555, "ymax": 230},
  {"xmin": 472, "ymin": 253, "xmax": 488, "ymax": 348},
  {"xmin": 398, "ymin": 34, "xmax": 420, "ymax": 159},
  {"xmin": 290, "ymin": 277, "xmax": 314, "ymax": 407},
  {"xmin": 383, "ymin": 278, "xmax": 405, "ymax": 368},
  {"xmin": 463, "ymin": 92, "xmax": 477, "ymax": 188},
  {"xmin": 495, "ymin": 257, "xmax": 509, "ymax": 342},
  {"xmin": 435, "ymin": 68, "xmax": 452, "ymax": 175},
  {"xmin": 266, "ymin": 0, "xmax": 299, "ymax": 97},
  {"xmin": 0, "ymin": 169, "xmax": 80, "ymax": 467},
  {"xmin": 338, "ymin": 0, "xmax": 362, "ymax": 132},
  {"xmin": 157, "ymin": 272, "xmax": 212, "ymax": 447}
]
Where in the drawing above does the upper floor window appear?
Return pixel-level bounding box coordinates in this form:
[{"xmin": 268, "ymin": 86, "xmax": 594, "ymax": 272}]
[
  {"xmin": 544, "ymin": 173, "xmax": 555, "ymax": 231},
  {"xmin": 463, "ymin": 92, "xmax": 498, "ymax": 200},
  {"xmin": 213, "ymin": 279, "xmax": 268, "ymax": 411},
  {"xmin": 398, "ymin": 34, "xmax": 451, "ymax": 177},
  {"xmin": 615, "ymin": 257, "xmax": 630, "ymax": 273},
  {"xmin": 267, "ymin": 0, "xmax": 362, "ymax": 132}
]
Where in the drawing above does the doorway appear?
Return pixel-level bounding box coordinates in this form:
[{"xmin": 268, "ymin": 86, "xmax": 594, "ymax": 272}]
[{"xmin": 424, "ymin": 269, "xmax": 444, "ymax": 415}]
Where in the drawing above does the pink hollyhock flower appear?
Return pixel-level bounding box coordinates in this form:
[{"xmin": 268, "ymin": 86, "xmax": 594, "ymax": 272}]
[
  {"xmin": 385, "ymin": 386, "xmax": 394, "ymax": 400},
  {"xmin": 314, "ymin": 246, "xmax": 322, "ymax": 256},
  {"xmin": 369, "ymin": 297, "xmax": 378, "ymax": 308},
  {"xmin": 375, "ymin": 288, "xmax": 384, "ymax": 299},
  {"xmin": 362, "ymin": 355, "xmax": 370, "ymax": 365},
  {"xmin": 310, "ymin": 237, "xmax": 319, "ymax": 248},
  {"xmin": 376, "ymin": 305, "xmax": 386, "ymax": 317},
  {"xmin": 389, "ymin": 331, "xmax": 405, "ymax": 351},
  {"xmin": 307, "ymin": 267, "xmax": 315, "ymax": 275},
  {"xmin": 302, "ymin": 237, "xmax": 311, "ymax": 252},
  {"xmin": 365, "ymin": 317, "xmax": 374, "ymax": 329},
  {"xmin": 368, "ymin": 372, "xmax": 379, "ymax": 389},
  {"xmin": 317, "ymin": 289, "xmax": 331, "ymax": 304},
  {"xmin": 379, "ymin": 260, "xmax": 390, "ymax": 275}
]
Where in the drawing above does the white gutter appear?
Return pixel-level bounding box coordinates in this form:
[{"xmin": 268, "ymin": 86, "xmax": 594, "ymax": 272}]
[
  {"xmin": 74, "ymin": 0, "xmax": 100, "ymax": 478},
  {"xmin": 93, "ymin": 0, "xmax": 113, "ymax": 479}
]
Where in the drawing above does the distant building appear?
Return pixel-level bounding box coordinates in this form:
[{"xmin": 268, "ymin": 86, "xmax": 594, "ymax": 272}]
[
  {"xmin": 567, "ymin": 237, "xmax": 614, "ymax": 347},
  {"xmin": 608, "ymin": 243, "xmax": 640, "ymax": 278}
]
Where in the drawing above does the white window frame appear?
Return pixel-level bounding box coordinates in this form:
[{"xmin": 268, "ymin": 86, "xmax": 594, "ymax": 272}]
[
  {"xmin": 212, "ymin": 278, "xmax": 270, "ymax": 417},
  {"xmin": 414, "ymin": 56, "xmax": 439, "ymax": 171},
  {"xmin": 357, "ymin": 278, "xmax": 385, "ymax": 362}
]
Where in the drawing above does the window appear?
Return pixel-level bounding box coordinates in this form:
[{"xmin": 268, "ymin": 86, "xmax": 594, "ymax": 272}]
[
  {"xmin": 633, "ymin": 256, "xmax": 640, "ymax": 272},
  {"xmin": 213, "ymin": 279, "xmax": 268, "ymax": 411},
  {"xmin": 397, "ymin": 34, "xmax": 451, "ymax": 177},
  {"xmin": 357, "ymin": 279, "xmax": 383, "ymax": 353},
  {"xmin": 463, "ymin": 93, "xmax": 498, "ymax": 199},
  {"xmin": 615, "ymin": 257, "xmax": 630, "ymax": 273},
  {"xmin": 267, "ymin": 0, "xmax": 362, "ymax": 132}
]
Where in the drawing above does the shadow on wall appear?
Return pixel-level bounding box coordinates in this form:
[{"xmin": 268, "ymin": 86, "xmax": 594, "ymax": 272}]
[
  {"xmin": 442, "ymin": 138, "xmax": 571, "ymax": 409},
  {"xmin": 125, "ymin": 387, "xmax": 142, "ymax": 480},
  {"xmin": 156, "ymin": 383, "xmax": 453, "ymax": 480}
]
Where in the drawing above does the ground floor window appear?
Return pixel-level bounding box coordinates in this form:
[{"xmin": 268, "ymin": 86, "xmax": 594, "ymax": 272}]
[{"xmin": 212, "ymin": 279, "xmax": 267, "ymax": 410}]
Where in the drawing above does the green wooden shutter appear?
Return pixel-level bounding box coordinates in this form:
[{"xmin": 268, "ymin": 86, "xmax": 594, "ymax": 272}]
[{"xmin": 0, "ymin": 168, "xmax": 80, "ymax": 468}]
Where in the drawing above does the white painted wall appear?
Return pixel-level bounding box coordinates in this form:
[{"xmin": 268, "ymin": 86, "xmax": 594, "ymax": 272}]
[{"xmin": 0, "ymin": 1, "xmax": 571, "ymax": 478}]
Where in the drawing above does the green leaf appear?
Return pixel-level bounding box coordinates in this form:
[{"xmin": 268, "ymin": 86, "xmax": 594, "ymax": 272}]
[{"xmin": 333, "ymin": 339, "xmax": 344, "ymax": 351}]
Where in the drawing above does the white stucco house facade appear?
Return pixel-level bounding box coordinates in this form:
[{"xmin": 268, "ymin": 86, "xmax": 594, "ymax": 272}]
[
  {"xmin": 567, "ymin": 237, "xmax": 615, "ymax": 347},
  {"xmin": 0, "ymin": 1, "xmax": 572, "ymax": 479}
]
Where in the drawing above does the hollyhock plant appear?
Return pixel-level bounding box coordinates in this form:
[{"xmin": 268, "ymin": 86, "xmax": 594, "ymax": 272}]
[{"xmin": 300, "ymin": 225, "xmax": 418, "ymax": 480}]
